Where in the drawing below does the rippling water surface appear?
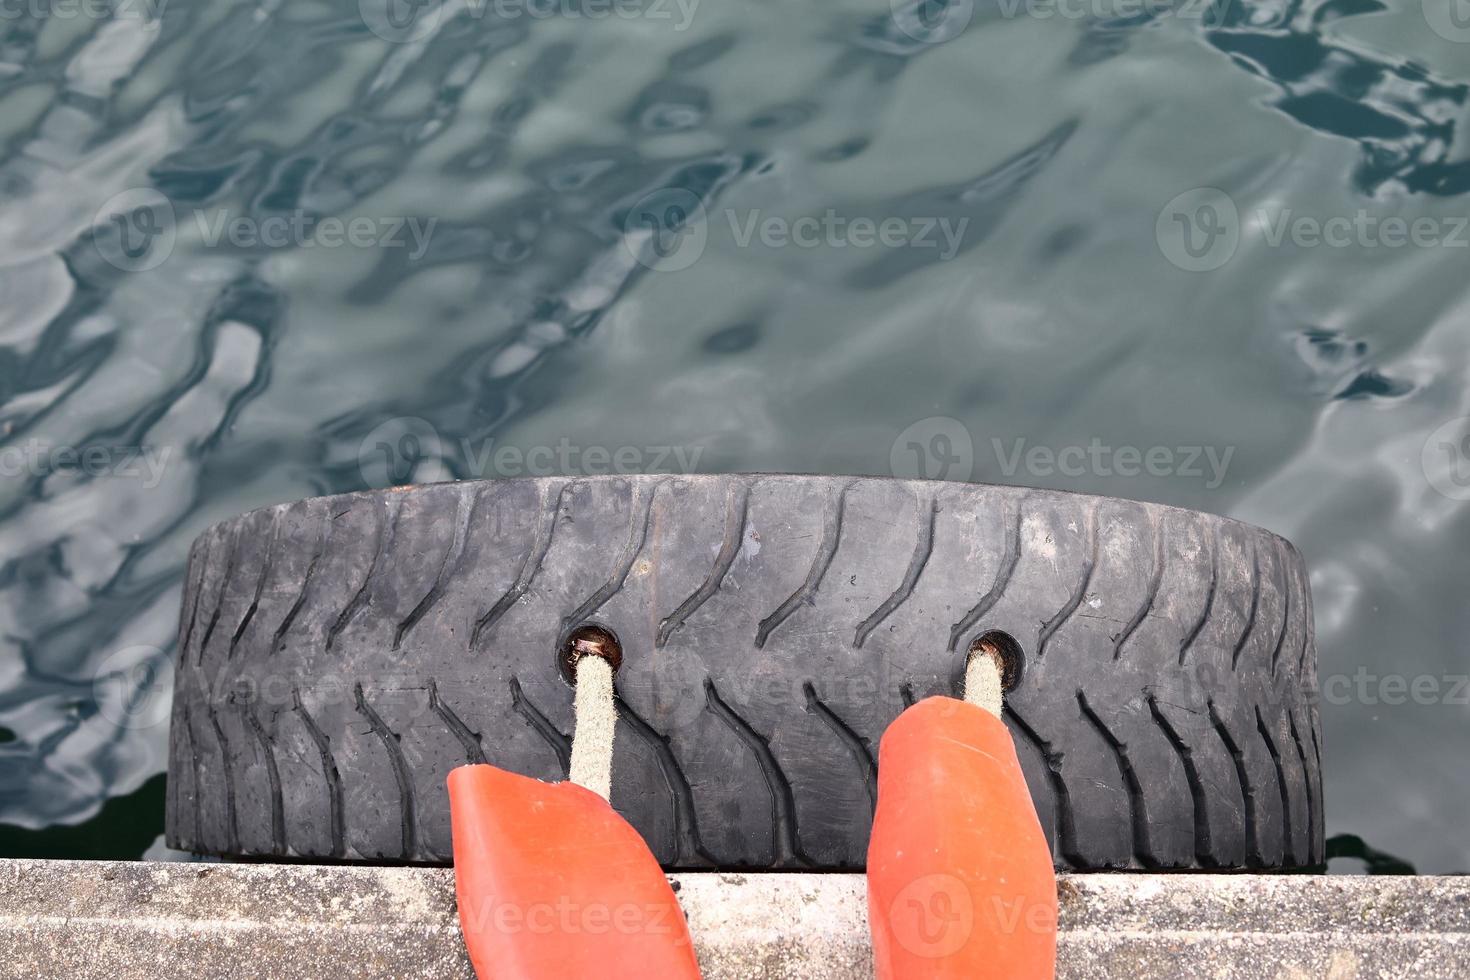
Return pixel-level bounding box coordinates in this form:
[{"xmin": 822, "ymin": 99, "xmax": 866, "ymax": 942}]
[{"xmin": 0, "ymin": 0, "xmax": 1467, "ymax": 871}]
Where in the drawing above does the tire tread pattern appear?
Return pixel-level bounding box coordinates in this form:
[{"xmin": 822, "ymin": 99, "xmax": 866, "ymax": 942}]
[{"xmin": 166, "ymin": 476, "xmax": 1322, "ymax": 870}]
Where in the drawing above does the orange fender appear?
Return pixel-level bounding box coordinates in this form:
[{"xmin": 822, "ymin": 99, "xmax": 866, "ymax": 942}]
[
  {"xmin": 448, "ymin": 764, "xmax": 701, "ymax": 980},
  {"xmin": 867, "ymin": 697, "xmax": 1057, "ymax": 980}
]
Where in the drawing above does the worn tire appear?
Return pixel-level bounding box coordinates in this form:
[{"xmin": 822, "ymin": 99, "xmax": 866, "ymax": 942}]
[{"xmin": 166, "ymin": 475, "xmax": 1323, "ymax": 869}]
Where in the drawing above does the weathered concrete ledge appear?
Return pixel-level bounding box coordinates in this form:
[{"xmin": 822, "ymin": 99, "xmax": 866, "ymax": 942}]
[{"xmin": 1, "ymin": 860, "xmax": 1466, "ymax": 978}]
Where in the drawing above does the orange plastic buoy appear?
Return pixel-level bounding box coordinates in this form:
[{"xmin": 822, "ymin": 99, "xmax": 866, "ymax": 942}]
[
  {"xmin": 448, "ymin": 764, "xmax": 702, "ymax": 980},
  {"xmin": 867, "ymin": 697, "xmax": 1057, "ymax": 980}
]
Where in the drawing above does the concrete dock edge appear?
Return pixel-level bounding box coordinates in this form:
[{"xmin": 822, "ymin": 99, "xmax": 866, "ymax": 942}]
[{"xmin": 1, "ymin": 860, "xmax": 1467, "ymax": 978}]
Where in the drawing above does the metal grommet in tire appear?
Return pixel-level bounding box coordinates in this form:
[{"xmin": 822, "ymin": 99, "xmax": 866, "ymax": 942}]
[{"xmin": 165, "ymin": 475, "xmax": 1323, "ymax": 870}]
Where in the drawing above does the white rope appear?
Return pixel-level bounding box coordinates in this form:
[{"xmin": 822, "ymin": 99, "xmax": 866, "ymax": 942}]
[
  {"xmin": 569, "ymin": 637, "xmax": 1001, "ymax": 799},
  {"xmin": 963, "ymin": 644, "xmax": 1003, "ymax": 719},
  {"xmin": 568, "ymin": 654, "xmax": 616, "ymax": 800}
]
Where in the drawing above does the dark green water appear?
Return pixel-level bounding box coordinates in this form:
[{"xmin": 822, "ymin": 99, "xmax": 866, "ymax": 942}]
[{"xmin": 0, "ymin": 0, "xmax": 1467, "ymax": 873}]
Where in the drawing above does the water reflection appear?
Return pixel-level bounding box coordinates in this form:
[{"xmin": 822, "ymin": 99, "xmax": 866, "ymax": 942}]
[{"xmin": 0, "ymin": 0, "xmax": 1465, "ymax": 871}]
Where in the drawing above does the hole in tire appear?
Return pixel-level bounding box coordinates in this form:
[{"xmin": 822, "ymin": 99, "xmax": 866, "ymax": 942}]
[
  {"xmin": 559, "ymin": 623, "xmax": 623, "ymax": 685},
  {"xmin": 969, "ymin": 631, "xmax": 1024, "ymax": 692}
]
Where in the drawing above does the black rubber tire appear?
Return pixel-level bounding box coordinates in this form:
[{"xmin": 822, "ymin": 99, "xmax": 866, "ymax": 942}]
[{"xmin": 166, "ymin": 475, "xmax": 1323, "ymax": 870}]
